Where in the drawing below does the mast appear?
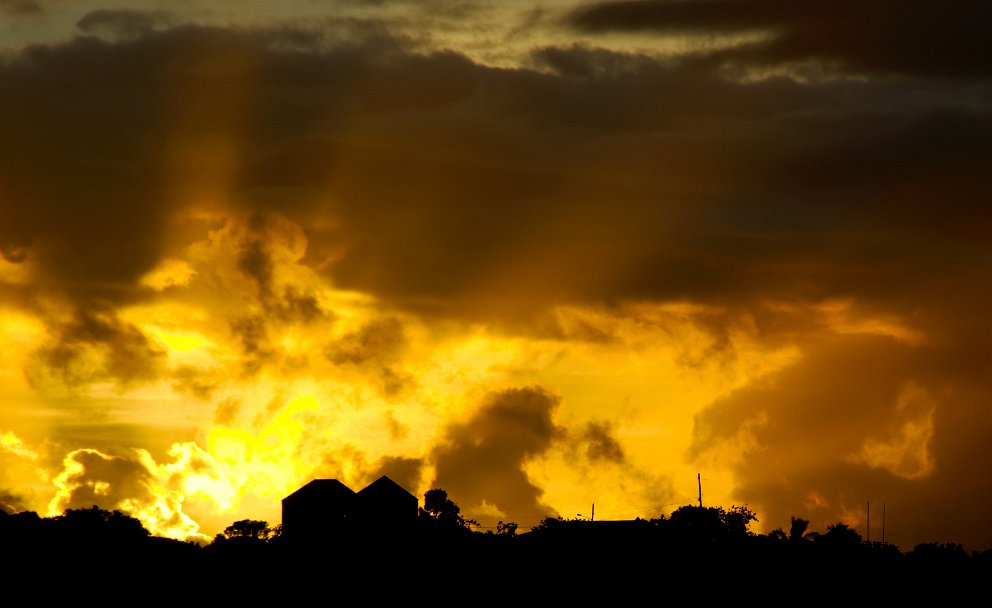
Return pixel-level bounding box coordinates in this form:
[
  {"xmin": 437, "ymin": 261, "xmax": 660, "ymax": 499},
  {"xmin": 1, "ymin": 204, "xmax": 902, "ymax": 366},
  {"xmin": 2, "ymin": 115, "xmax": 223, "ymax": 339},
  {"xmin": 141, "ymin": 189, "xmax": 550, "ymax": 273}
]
[{"xmin": 697, "ymin": 473, "xmax": 702, "ymax": 508}]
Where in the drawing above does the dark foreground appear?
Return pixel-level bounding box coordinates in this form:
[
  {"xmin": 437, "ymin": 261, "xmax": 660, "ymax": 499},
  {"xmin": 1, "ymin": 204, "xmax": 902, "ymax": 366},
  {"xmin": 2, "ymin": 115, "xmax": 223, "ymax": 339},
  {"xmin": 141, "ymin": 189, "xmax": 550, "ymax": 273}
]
[{"xmin": 1, "ymin": 509, "xmax": 989, "ymax": 603}]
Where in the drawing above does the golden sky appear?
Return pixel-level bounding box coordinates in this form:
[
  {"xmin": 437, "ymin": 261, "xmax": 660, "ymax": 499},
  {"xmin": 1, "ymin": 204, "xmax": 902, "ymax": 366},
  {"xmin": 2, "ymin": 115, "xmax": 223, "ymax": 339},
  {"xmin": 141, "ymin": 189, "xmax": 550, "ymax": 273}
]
[{"xmin": 0, "ymin": 0, "xmax": 989, "ymax": 550}]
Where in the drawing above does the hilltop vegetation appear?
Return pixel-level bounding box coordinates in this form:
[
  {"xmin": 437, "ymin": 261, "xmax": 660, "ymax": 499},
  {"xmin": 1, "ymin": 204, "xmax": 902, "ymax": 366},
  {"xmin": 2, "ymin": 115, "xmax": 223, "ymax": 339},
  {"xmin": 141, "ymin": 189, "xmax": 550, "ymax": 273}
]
[{"xmin": 1, "ymin": 495, "xmax": 989, "ymax": 600}]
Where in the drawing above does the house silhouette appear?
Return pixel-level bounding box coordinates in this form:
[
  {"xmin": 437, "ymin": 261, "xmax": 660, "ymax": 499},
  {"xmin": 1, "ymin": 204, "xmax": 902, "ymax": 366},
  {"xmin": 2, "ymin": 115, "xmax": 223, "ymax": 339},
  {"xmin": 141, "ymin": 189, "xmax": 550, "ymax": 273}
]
[{"xmin": 281, "ymin": 476, "xmax": 417, "ymax": 543}]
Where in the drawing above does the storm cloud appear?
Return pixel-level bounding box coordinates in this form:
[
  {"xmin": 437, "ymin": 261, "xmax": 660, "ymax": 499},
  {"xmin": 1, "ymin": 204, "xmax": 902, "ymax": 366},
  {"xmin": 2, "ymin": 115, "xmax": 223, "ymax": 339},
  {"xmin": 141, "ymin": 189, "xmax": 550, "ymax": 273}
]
[
  {"xmin": 580, "ymin": 420, "xmax": 626, "ymax": 464},
  {"xmin": 0, "ymin": 0, "xmax": 41, "ymax": 16},
  {"xmin": 568, "ymin": 0, "xmax": 992, "ymax": 77},
  {"xmin": 0, "ymin": 4, "xmax": 989, "ymax": 548},
  {"xmin": 431, "ymin": 386, "xmax": 563, "ymax": 524},
  {"xmin": 689, "ymin": 329, "xmax": 992, "ymax": 550},
  {"xmin": 50, "ymin": 449, "xmax": 154, "ymax": 513},
  {"xmin": 1, "ymin": 22, "xmax": 986, "ymax": 320},
  {"xmin": 26, "ymin": 308, "xmax": 165, "ymax": 390}
]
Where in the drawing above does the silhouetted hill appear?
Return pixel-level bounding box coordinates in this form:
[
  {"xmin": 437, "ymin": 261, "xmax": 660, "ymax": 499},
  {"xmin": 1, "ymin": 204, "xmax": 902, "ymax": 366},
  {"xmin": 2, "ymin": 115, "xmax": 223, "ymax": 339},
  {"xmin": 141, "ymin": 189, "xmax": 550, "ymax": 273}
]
[{"xmin": 2, "ymin": 502, "xmax": 991, "ymax": 602}]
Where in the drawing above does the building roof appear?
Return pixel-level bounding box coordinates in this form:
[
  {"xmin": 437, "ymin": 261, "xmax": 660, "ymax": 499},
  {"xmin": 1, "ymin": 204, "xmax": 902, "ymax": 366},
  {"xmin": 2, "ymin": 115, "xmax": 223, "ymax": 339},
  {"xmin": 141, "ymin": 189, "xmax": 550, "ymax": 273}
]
[
  {"xmin": 282, "ymin": 478, "xmax": 356, "ymax": 504},
  {"xmin": 357, "ymin": 475, "xmax": 417, "ymax": 502}
]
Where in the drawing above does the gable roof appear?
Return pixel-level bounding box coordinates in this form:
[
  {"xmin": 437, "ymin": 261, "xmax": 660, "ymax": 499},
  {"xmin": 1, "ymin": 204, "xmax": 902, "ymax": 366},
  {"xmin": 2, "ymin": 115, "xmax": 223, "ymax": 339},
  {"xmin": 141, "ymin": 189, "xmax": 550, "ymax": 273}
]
[
  {"xmin": 357, "ymin": 475, "xmax": 417, "ymax": 502},
  {"xmin": 282, "ymin": 479, "xmax": 356, "ymax": 504}
]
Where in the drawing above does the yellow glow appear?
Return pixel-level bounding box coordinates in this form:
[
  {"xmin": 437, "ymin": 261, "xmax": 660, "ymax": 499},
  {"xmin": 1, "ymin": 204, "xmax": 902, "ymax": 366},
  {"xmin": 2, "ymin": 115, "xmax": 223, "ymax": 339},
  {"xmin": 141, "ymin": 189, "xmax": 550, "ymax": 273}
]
[
  {"xmin": 159, "ymin": 331, "xmax": 206, "ymax": 352},
  {"xmin": 205, "ymin": 392, "xmax": 324, "ymax": 498},
  {"xmin": 0, "ymin": 256, "xmax": 32, "ymax": 284},
  {"xmin": 0, "ymin": 430, "xmax": 39, "ymax": 460},
  {"xmin": 4, "ymin": 284, "xmax": 855, "ymax": 539},
  {"xmin": 814, "ymin": 298, "xmax": 925, "ymax": 345},
  {"xmin": 0, "ymin": 311, "xmax": 45, "ymax": 359},
  {"xmin": 47, "ymin": 449, "xmax": 88, "ymax": 517},
  {"xmin": 139, "ymin": 258, "xmax": 196, "ymax": 291},
  {"xmin": 853, "ymin": 383, "xmax": 936, "ymax": 480},
  {"xmin": 532, "ymin": 304, "xmax": 800, "ymax": 527},
  {"xmin": 0, "ymin": 212, "xmax": 921, "ymax": 541},
  {"xmin": 13, "ymin": 229, "xmax": 800, "ymax": 541}
]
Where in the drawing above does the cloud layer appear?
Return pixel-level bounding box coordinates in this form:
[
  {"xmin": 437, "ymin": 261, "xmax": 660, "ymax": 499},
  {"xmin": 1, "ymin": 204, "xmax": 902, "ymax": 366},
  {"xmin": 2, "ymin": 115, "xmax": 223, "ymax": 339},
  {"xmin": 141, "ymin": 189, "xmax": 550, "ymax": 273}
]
[
  {"xmin": 0, "ymin": 4, "xmax": 988, "ymax": 550},
  {"xmin": 569, "ymin": 0, "xmax": 992, "ymax": 77}
]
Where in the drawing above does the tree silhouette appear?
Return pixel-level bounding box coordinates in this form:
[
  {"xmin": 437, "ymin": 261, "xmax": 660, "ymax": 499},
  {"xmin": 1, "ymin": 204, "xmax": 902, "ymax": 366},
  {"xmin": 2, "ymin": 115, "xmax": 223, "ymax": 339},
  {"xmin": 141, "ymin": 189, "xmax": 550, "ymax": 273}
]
[
  {"xmin": 723, "ymin": 504, "xmax": 758, "ymax": 538},
  {"xmin": 668, "ymin": 504, "xmax": 757, "ymax": 544},
  {"xmin": 224, "ymin": 519, "xmax": 277, "ymax": 541},
  {"xmin": 789, "ymin": 516, "xmax": 810, "ymax": 543},
  {"xmin": 495, "ymin": 520, "xmax": 518, "ymax": 537},
  {"xmin": 819, "ymin": 522, "xmax": 862, "ymax": 547},
  {"xmin": 420, "ymin": 488, "xmax": 477, "ymax": 532},
  {"xmin": 908, "ymin": 542, "xmax": 969, "ymax": 567},
  {"xmin": 55, "ymin": 505, "xmax": 149, "ymax": 543}
]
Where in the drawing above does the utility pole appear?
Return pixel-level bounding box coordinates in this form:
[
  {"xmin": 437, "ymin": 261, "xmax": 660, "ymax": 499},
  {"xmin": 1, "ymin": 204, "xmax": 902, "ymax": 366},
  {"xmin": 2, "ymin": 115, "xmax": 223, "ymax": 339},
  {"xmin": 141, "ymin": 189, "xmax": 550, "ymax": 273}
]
[
  {"xmin": 591, "ymin": 503, "xmax": 595, "ymax": 522},
  {"xmin": 867, "ymin": 501, "xmax": 870, "ymax": 543},
  {"xmin": 697, "ymin": 473, "xmax": 702, "ymax": 508},
  {"xmin": 882, "ymin": 503, "xmax": 886, "ymax": 544}
]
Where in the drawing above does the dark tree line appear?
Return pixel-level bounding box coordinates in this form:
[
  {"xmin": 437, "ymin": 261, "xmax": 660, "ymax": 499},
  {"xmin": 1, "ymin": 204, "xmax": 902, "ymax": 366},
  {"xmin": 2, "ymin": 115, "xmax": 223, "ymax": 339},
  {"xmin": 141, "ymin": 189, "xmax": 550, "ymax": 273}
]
[
  {"xmin": 2, "ymin": 493, "xmax": 992, "ymax": 601},
  {"xmin": 2, "ymin": 496, "xmax": 989, "ymax": 561}
]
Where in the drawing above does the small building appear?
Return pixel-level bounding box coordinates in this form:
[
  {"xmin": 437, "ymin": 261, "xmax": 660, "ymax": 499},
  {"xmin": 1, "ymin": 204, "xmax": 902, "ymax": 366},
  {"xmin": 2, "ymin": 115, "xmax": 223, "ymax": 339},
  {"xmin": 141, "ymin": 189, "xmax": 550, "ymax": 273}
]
[
  {"xmin": 281, "ymin": 479, "xmax": 356, "ymax": 542},
  {"xmin": 281, "ymin": 476, "xmax": 417, "ymax": 543},
  {"xmin": 355, "ymin": 476, "xmax": 419, "ymax": 531}
]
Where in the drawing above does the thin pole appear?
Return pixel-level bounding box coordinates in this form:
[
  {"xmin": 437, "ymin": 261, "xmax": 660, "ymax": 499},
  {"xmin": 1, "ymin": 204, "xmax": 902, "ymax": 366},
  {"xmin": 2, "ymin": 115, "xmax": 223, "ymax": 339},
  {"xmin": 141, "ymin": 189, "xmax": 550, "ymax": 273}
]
[
  {"xmin": 591, "ymin": 503, "xmax": 595, "ymax": 522},
  {"xmin": 697, "ymin": 473, "xmax": 702, "ymax": 508},
  {"xmin": 882, "ymin": 503, "xmax": 886, "ymax": 544},
  {"xmin": 867, "ymin": 501, "xmax": 870, "ymax": 543}
]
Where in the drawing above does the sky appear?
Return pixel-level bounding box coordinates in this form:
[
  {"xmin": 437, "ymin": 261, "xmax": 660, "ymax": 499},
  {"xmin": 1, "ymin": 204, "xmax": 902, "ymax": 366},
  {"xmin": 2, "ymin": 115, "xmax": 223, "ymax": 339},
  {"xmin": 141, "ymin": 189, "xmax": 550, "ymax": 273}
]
[{"xmin": 0, "ymin": 0, "xmax": 989, "ymax": 550}]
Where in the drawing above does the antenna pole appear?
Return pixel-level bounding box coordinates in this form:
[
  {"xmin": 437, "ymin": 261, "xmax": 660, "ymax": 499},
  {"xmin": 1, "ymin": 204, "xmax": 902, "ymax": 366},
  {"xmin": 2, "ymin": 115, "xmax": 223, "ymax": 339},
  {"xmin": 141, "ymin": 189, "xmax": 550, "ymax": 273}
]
[{"xmin": 697, "ymin": 473, "xmax": 702, "ymax": 508}]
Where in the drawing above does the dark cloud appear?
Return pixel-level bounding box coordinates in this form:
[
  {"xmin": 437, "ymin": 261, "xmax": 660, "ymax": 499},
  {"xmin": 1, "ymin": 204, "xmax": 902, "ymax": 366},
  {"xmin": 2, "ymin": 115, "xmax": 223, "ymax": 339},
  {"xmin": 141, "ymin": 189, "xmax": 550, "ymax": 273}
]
[
  {"xmin": 171, "ymin": 366, "xmax": 218, "ymax": 401},
  {"xmin": 580, "ymin": 420, "xmax": 625, "ymax": 464},
  {"xmin": 325, "ymin": 317, "xmax": 406, "ymax": 366},
  {"xmin": 76, "ymin": 9, "xmax": 174, "ymax": 40},
  {"xmin": 568, "ymin": 0, "xmax": 992, "ymax": 78},
  {"xmin": 311, "ymin": 444, "xmax": 370, "ymax": 484},
  {"xmin": 279, "ymin": 286, "xmax": 324, "ymax": 323},
  {"xmin": 235, "ymin": 214, "xmax": 328, "ymax": 323},
  {"xmin": 431, "ymin": 386, "xmax": 563, "ymax": 524},
  {"xmin": 325, "ymin": 317, "xmax": 412, "ymax": 397},
  {"xmin": 238, "ymin": 239, "xmax": 275, "ymax": 300},
  {"xmin": 542, "ymin": 312, "xmax": 620, "ymax": 344},
  {"xmin": 0, "ymin": 246, "xmax": 28, "ymax": 264},
  {"xmin": 213, "ymin": 398, "xmax": 241, "ymax": 426},
  {"xmin": 370, "ymin": 456, "xmax": 423, "ymax": 494},
  {"xmin": 308, "ymin": 47, "xmax": 988, "ymax": 319},
  {"xmin": 689, "ymin": 330, "xmax": 992, "ymax": 551},
  {"xmin": 25, "ymin": 308, "xmax": 165, "ymax": 390},
  {"xmin": 383, "ymin": 410, "xmax": 408, "ymax": 440},
  {"xmin": 373, "ymin": 367, "xmax": 412, "ymax": 398},
  {"xmin": 532, "ymin": 43, "xmax": 665, "ymax": 79},
  {"xmin": 0, "ymin": 0, "xmax": 41, "ymax": 16},
  {"xmin": 2, "ymin": 25, "xmax": 986, "ymax": 322},
  {"xmin": 229, "ymin": 314, "xmax": 272, "ymax": 376},
  {"xmin": 0, "ymin": 34, "xmax": 178, "ymax": 307},
  {"xmin": 0, "ymin": 489, "xmax": 28, "ymax": 514},
  {"xmin": 238, "ymin": 311, "xmax": 321, "ymax": 378},
  {"xmin": 0, "ymin": 24, "xmax": 386, "ymax": 310},
  {"xmin": 52, "ymin": 449, "xmax": 153, "ymax": 513}
]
